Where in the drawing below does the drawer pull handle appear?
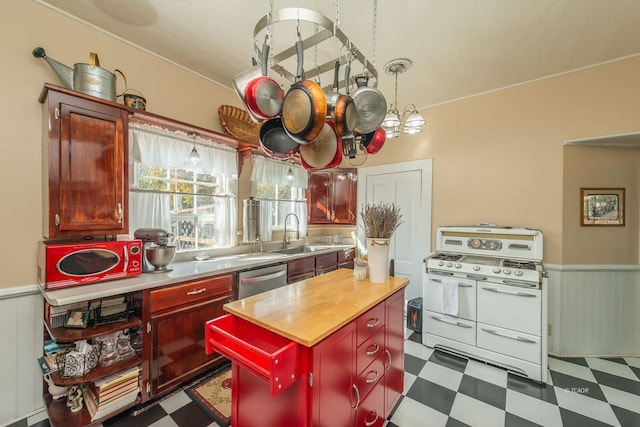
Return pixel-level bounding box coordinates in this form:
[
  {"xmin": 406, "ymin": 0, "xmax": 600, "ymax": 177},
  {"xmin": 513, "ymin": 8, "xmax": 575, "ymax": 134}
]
[
  {"xmin": 365, "ymin": 369, "xmax": 379, "ymax": 384},
  {"xmin": 365, "ymin": 410, "xmax": 379, "ymax": 427},
  {"xmin": 366, "ymin": 318, "xmax": 380, "ymax": 328},
  {"xmin": 429, "ymin": 315, "xmax": 472, "ymax": 329},
  {"xmin": 351, "ymin": 384, "xmax": 360, "ymax": 409},
  {"xmin": 481, "ymin": 287, "xmax": 536, "ymax": 297},
  {"xmin": 384, "ymin": 349, "xmax": 391, "ymax": 370},
  {"xmin": 430, "ymin": 278, "xmax": 472, "ymax": 288},
  {"xmin": 481, "ymin": 328, "xmax": 536, "ymax": 343},
  {"xmin": 366, "ymin": 343, "xmax": 380, "ymax": 356},
  {"xmin": 187, "ymin": 288, "xmax": 207, "ymax": 295}
]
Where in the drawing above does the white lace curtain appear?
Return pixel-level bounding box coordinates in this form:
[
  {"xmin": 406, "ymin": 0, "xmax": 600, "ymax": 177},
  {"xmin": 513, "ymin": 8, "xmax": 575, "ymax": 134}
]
[
  {"xmin": 250, "ymin": 155, "xmax": 307, "ymax": 240},
  {"xmin": 128, "ymin": 125, "xmax": 238, "ymax": 247}
]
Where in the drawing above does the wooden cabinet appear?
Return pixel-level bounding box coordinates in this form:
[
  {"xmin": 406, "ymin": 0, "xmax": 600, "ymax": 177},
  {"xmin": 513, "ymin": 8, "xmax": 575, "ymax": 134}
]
[
  {"xmin": 287, "ymin": 256, "xmax": 316, "ymax": 284},
  {"xmin": 43, "ymin": 314, "xmax": 142, "ymax": 427},
  {"xmin": 338, "ymin": 247, "xmax": 356, "ymax": 269},
  {"xmin": 307, "ymin": 168, "xmax": 357, "ymax": 225},
  {"xmin": 142, "ymin": 274, "xmax": 233, "ymax": 401},
  {"xmin": 39, "ymin": 84, "xmax": 129, "ymax": 238},
  {"xmin": 315, "ymin": 251, "xmax": 338, "ymax": 275},
  {"xmin": 384, "ymin": 289, "xmax": 405, "ymax": 416}
]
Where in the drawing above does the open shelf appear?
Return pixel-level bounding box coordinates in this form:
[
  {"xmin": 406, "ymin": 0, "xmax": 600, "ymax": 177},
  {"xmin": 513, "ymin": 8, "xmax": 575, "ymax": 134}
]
[
  {"xmin": 45, "ymin": 390, "xmax": 140, "ymax": 427},
  {"xmin": 50, "ymin": 355, "xmax": 141, "ymax": 387},
  {"xmin": 46, "ymin": 316, "xmax": 142, "ymax": 343}
]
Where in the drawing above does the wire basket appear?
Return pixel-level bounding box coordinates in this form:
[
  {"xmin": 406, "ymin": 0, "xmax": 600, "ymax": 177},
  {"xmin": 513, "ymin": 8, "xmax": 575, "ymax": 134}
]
[
  {"xmin": 218, "ymin": 104, "xmax": 260, "ymax": 144},
  {"xmin": 56, "ymin": 343, "xmax": 101, "ymax": 378}
]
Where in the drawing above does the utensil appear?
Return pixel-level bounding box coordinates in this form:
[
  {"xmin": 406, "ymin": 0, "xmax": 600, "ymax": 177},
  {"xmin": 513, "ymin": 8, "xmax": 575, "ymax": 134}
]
[
  {"xmin": 259, "ymin": 117, "xmax": 300, "ymax": 159},
  {"xmin": 351, "ymin": 74, "xmax": 387, "ymax": 135},
  {"xmin": 281, "ymin": 36, "xmax": 327, "ymax": 144},
  {"xmin": 327, "ymin": 60, "xmax": 357, "ymax": 137},
  {"xmin": 299, "ymin": 121, "xmax": 340, "ymax": 169},
  {"xmin": 244, "ymin": 41, "xmax": 284, "ymax": 120}
]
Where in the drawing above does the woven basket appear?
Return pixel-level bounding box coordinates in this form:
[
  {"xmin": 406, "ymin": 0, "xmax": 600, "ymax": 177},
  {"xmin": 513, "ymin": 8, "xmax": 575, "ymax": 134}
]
[{"xmin": 218, "ymin": 105, "xmax": 260, "ymax": 145}]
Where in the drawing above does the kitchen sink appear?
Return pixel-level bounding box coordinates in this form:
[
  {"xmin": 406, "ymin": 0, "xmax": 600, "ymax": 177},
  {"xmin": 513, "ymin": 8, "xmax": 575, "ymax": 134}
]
[{"xmin": 269, "ymin": 246, "xmax": 315, "ymax": 255}]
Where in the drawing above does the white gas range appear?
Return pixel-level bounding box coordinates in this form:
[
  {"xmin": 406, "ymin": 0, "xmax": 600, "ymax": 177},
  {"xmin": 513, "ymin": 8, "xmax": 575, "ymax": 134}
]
[{"xmin": 423, "ymin": 225, "xmax": 548, "ymax": 382}]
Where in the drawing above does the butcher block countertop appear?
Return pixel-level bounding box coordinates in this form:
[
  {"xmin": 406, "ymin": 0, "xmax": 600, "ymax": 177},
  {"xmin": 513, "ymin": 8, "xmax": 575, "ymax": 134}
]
[{"xmin": 223, "ymin": 268, "xmax": 409, "ymax": 347}]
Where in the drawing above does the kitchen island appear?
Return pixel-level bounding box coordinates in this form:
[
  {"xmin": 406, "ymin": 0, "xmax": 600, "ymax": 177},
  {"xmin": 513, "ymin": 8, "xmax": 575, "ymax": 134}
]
[{"xmin": 206, "ymin": 268, "xmax": 408, "ymax": 427}]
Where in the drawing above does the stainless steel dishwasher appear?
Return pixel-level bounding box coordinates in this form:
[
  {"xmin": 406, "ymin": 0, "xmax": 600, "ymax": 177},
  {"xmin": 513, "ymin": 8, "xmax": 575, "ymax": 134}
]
[{"xmin": 237, "ymin": 264, "xmax": 288, "ymax": 299}]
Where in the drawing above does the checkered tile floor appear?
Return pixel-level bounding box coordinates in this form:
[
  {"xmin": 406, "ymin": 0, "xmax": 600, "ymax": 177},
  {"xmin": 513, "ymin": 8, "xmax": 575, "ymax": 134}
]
[{"xmin": 16, "ymin": 331, "xmax": 640, "ymax": 427}]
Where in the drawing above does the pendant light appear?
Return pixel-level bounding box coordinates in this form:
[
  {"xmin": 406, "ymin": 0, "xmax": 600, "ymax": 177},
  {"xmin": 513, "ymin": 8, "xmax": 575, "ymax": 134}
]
[
  {"xmin": 188, "ymin": 133, "xmax": 201, "ymax": 165},
  {"xmin": 382, "ymin": 58, "xmax": 426, "ymax": 138}
]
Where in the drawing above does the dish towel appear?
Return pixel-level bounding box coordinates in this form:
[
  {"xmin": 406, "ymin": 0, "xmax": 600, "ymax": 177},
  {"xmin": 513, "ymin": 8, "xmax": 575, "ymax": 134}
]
[{"xmin": 441, "ymin": 279, "xmax": 459, "ymax": 316}]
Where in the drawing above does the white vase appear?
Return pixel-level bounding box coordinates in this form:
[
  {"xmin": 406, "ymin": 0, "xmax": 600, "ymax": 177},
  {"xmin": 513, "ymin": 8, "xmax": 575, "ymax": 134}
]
[{"xmin": 366, "ymin": 238, "xmax": 390, "ymax": 283}]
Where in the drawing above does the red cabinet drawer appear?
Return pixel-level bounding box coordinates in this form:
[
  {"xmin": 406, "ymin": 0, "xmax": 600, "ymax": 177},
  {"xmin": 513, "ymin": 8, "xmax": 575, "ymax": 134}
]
[
  {"xmin": 315, "ymin": 252, "xmax": 338, "ymax": 269},
  {"xmin": 205, "ymin": 314, "xmax": 300, "ymax": 397},
  {"xmin": 287, "ymin": 257, "xmax": 315, "ymax": 278},
  {"xmin": 356, "ymin": 378, "xmax": 385, "ymax": 427},
  {"xmin": 355, "ymin": 352, "xmax": 385, "ymax": 410},
  {"xmin": 357, "ymin": 301, "xmax": 385, "ymax": 346},
  {"xmin": 357, "ymin": 326, "xmax": 386, "ymax": 375},
  {"xmin": 150, "ymin": 274, "xmax": 233, "ymax": 312},
  {"xmin": 338, "ymin": 247, "xmax": 355, "ymax": 264}
]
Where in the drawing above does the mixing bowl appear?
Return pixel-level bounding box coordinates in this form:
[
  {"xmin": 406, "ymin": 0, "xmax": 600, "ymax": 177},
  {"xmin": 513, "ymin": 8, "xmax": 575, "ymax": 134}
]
[{"xmin": 145, "ymin": 245, "xmax": 176, "ymax": 272}]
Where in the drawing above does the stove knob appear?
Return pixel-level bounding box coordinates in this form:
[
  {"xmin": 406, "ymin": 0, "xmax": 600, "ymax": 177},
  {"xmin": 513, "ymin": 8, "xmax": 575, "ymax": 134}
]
[
  {"xmin": 514, "ymin": 270, "xmax": 523, "ymax": 277},
  {"xmin": 446, "ymin": 262, "xmax": 453, "ymax": 267},
  {"xmin": 473, "ymin": 265, "xmax": 480, "ymax": 271},
  {"xmin": 454, "ymin": 263, "xmax": 462, "ymax": 268},
  {"xmin": 492, "ymin": 267, "xmax": 501, "ymax": 274},
  {"xmin": 438, "ymin": 261, "xmax": 444, "ymax": 267},
  {"xmin": 503, "ymin": 268, "xmax": 512, "ymax": 275}
]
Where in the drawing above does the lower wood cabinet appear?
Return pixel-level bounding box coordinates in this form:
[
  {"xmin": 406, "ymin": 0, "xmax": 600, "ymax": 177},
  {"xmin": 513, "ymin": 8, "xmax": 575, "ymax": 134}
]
[{"xmin": 141, "ymin": 274, "xmax": 233, "ymax": 401}]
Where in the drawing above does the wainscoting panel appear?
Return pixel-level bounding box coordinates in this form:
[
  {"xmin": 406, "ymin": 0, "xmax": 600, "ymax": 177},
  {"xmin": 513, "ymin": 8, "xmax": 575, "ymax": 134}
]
[
  {"xmin": 546, "ymin": 264, "xmax": 640, "ymax": 357},
  {"xmin": 0, "ymin": 286, "xmax": 44, "ymax": 426}
]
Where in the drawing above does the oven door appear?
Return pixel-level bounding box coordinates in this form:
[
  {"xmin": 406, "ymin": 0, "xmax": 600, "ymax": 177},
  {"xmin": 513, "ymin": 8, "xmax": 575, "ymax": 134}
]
[
  {"xmin": 476, "ymin": 281, "xmax": 541, "ymax": 335},
  {"xmin": 424, "ymin": 273, "xmax": 476, "ymax": 321}
]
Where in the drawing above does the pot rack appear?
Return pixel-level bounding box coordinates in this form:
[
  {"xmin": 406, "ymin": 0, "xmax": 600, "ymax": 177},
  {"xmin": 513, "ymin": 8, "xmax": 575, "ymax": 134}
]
[{"xmin": 250, "ymin": 7, "xmax": 379, "ymax": 91}]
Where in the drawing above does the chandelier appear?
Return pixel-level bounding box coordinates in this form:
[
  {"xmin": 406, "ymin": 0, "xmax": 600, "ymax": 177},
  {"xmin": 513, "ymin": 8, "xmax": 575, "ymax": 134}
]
[{"xmin": 381, "ymin": 58, "xmax": 426, "ymax": 138}]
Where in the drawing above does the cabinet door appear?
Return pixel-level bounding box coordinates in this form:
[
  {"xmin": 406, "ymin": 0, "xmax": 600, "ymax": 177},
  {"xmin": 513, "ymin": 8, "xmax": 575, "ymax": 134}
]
[
  {"xmin": 310, "ymin": 321, "xmax": 356, "ymax": 427},
  {"xmin": 307, "ymin": 171, "xmax": 332, "ymax": 223},
  {"xmin": 149, "ymin": 296, "xmax": 229, "ymax": 397},
  {"xmin": 45, "ymin": 90, "xmax": 128, "ymax": 237},
  {"xmin": 331, "ymin": 170, "xmax": 357, "ymax": 224},
  {"xmin": 384, "ymin": 289, "xmax": 405, "ymax": 417}
]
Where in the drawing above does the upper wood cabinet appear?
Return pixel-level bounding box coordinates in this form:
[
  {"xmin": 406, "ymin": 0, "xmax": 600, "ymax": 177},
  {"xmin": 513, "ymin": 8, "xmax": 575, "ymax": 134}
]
[
  {"xmin": 306, "ymin": 168, "xmax": 357, "ymax": 225},
  {"xmin": 40, "ymin": 84, "xmax": 129, "ymax": 238}
]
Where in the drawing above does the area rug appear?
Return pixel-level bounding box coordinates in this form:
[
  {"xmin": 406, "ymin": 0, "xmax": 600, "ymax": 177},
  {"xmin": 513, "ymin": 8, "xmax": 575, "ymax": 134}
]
[{"xmin": 186, "ymin": 365, "xmax": 232, "ymax": 426}]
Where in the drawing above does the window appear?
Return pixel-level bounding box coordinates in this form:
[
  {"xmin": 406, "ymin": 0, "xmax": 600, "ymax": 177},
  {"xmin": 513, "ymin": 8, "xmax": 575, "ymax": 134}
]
[
  {"xmin": 250, "ymin": 156, "xmax": 308, "ymax": 240},
  {"xmin": 129, "ymin": 126, "xmax": 238, "ymax": 252}
]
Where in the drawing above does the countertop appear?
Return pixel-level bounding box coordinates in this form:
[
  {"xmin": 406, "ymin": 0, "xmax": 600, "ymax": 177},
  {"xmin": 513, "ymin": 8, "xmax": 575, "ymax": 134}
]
[
  {"xmin": 223, "ymin": 268, "xmax": 409, "ymax": 347},
  {"xmin": 41, "ymin": 245, "xmax": 355, "ymax": 306}
]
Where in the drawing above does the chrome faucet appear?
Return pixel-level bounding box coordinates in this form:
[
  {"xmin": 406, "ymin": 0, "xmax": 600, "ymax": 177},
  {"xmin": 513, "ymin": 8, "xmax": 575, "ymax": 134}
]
[{"xmin": 283, "ymin": 213, "xmax": 300, "ymax": 248}]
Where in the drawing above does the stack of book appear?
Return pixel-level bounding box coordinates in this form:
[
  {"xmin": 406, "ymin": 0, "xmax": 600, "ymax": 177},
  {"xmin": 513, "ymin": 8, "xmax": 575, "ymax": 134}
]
[
  {"xmin": 82, "ymin": 366, "xmax": 140, "ymax": 421},
  {"xmin": 90, "ymin": 296, "xmax": 129, "ymax": 322}
]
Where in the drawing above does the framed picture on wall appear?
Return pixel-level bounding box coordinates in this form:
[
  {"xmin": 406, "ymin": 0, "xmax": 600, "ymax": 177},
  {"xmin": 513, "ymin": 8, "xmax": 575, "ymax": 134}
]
[{"xmin": 580, "ymin": 188, "xmax": 625, "ymax": 226}]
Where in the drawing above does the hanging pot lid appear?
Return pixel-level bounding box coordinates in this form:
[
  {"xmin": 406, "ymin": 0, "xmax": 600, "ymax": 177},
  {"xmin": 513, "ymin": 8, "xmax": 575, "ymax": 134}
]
[{"xmin": 299, "ymin": 122, "xmax": 338, "ymax": 168}]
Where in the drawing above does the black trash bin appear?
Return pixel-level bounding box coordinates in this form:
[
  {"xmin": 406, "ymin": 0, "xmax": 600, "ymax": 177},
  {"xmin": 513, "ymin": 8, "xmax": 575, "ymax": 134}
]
[{"xmin": 406, "ymin": 297, "xmax": 423, "ymax": 333}]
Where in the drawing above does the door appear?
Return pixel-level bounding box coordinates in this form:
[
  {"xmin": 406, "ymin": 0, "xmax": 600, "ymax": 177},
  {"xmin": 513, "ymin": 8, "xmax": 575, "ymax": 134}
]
[{"xmin": 357, "ymin": 160, "xmax": 432, "ymax": 301}]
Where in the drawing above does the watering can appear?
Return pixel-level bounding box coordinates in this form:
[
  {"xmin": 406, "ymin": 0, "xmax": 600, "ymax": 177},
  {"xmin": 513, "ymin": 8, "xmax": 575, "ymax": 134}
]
[{"xmin": 33, "ymin": 47, "xmax": 124, "ymax": 102}]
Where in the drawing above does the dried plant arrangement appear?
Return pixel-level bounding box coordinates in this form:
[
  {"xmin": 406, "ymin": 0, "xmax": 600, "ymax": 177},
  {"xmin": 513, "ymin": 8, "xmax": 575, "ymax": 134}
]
[{"xmin": 360, "ymin": 202, "xmax": 404, "ymax": 238}]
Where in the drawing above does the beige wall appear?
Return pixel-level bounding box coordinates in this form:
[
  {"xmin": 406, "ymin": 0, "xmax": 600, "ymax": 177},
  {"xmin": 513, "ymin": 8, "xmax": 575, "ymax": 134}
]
[
  {"xmin": 562, "ymin": 146, "xmax": 639, "ymax": 264},
  {"xmin": 3, "ymin": 1, "xmax": 640, "ymax": 289}
]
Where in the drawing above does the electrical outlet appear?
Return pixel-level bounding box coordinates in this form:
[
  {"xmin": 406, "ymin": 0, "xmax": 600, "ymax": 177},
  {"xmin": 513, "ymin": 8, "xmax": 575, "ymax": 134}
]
[{"xmin": 548, "ymin": 324, "xmax": 552, "ymax": 336}]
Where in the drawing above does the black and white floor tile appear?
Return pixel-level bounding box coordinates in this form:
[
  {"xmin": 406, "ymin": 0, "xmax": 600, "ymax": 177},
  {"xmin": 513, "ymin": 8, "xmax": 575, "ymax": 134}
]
[{"xmin": 15, "ymin": 332, "xmax": 640, "ymax": 427}]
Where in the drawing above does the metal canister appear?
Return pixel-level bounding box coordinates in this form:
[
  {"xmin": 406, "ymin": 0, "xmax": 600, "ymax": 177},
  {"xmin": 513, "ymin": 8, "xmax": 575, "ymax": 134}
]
[{"xmin": 242, "ymin": 197, "xmax": 261, "ymax": 242}]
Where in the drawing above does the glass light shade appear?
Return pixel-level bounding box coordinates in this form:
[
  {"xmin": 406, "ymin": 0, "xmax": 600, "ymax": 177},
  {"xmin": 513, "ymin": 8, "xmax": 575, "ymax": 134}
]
[
  {"xmin": 189, "ymin": 146, "xmax": 201, "ymax": 165},
  {"xmin": 403, "ymin": 125, "xmax": 423, "ymax": 134},
  {"xmin": 286, "ymin": 167, "xmax": 294, "ymax": 181},
  {"xmin": 404, "ymin": 111, "xmax": 426, "ymax": 127},
  {"xmin": 383, "ymin": 125, "xmax": 400, "ymax": 139},
  {"xmin": 382, "ymin": 111, "xmax": 401, "ymax": 128}
]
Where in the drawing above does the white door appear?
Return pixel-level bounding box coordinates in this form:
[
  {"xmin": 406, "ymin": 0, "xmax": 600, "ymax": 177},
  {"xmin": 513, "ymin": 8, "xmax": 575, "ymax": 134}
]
[{"xmin": 357, "ymin": 160, "xmax": 432, "ymax": 301}]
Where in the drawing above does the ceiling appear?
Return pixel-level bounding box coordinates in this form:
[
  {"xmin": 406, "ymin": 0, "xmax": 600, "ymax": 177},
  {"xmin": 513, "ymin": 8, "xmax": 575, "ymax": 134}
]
[{"xmin": 37, "ymin": 0, "xmax": 640, "ymax": 111}]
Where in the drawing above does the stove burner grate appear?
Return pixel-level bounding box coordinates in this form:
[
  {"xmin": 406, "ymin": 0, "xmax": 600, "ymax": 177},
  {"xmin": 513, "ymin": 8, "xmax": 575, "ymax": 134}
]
[
  {"xmin": 502, "ymin": 259, "xmax": 537, "ymax": 270},
  {"xmin": 430, "ymin": 253, "xmax": 463, "ymax": 262}
]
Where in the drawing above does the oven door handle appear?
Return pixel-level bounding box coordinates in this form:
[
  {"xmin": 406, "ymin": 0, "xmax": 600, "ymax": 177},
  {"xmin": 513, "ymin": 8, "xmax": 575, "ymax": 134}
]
[
  {"xmin": 429, "ymin": 315, "xmax": 473, "ymax": 329},
  {"xmin": 481, "ymin": 287, "xmax": 537, "ymax": 298},
  {"xmin": 428, "ymin": 270, "xmax": 454, "ymax": 277},
  {"xmin": 466, "ymin": 274, "xmax": 487, "ymax": 281},
  {"xmin": 481, "ymin": 328, "xmax": 537, "ymax": 344},
  {"xmin": 502, "ymin": 280, "xmax": 538, "ymax": 288},
  {"xmin": 428, "ymin": 278, "xmax": 472, "ymax": 288}
]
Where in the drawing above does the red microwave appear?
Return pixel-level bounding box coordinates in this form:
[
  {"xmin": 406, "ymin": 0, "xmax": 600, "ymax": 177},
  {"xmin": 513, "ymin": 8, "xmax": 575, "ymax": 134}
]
[{"xmin": 38, "ymin": 239, "xmax": 142, "ymax": 290}]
